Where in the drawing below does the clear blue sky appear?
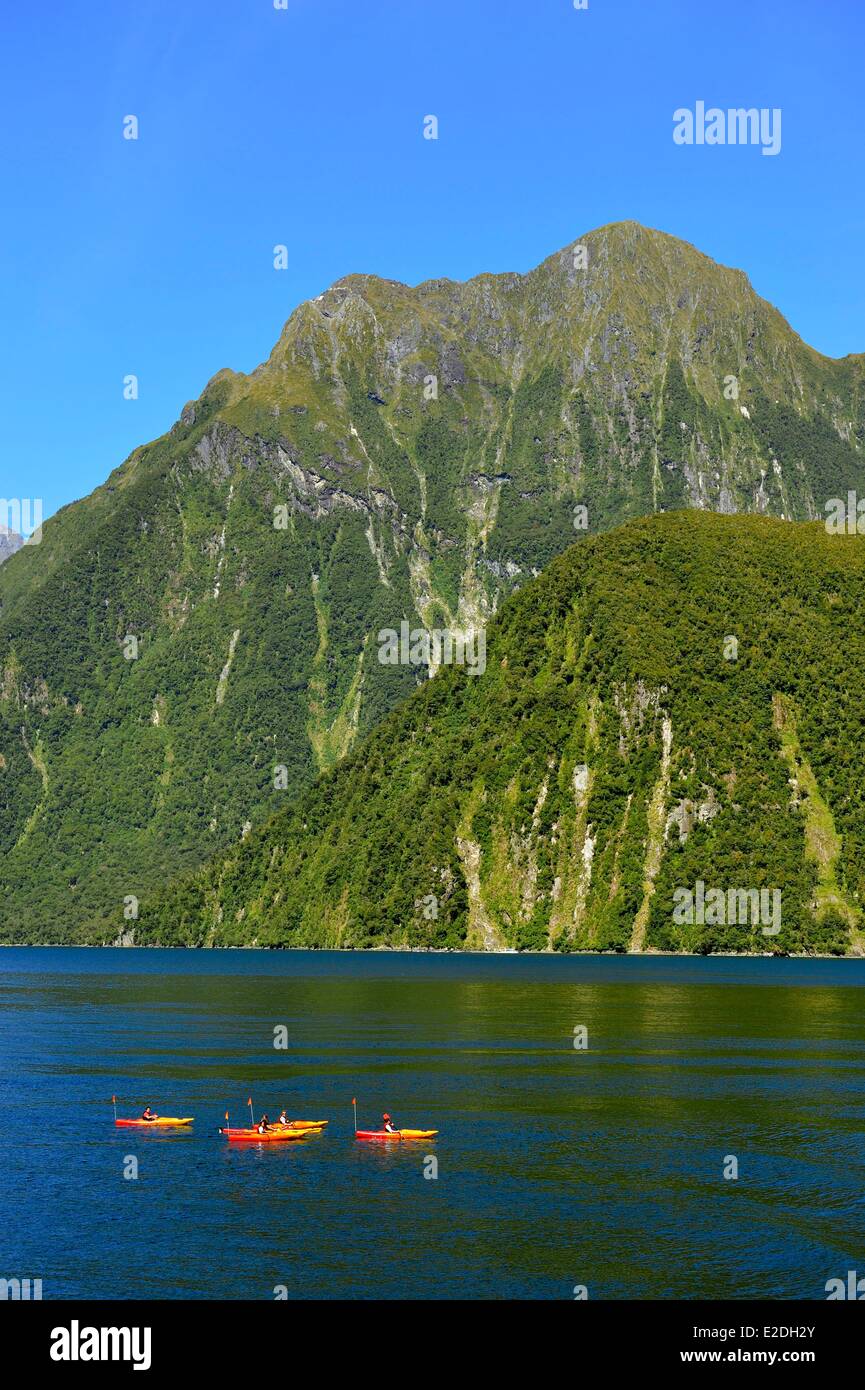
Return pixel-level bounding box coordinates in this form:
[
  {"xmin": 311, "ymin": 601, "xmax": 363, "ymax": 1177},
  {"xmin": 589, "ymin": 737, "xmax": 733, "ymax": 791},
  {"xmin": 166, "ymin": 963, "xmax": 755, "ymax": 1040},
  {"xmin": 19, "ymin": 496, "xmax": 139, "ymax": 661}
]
[{"xmin": 1, "ymin": 0, "xmax": 863, "ymax": 528}]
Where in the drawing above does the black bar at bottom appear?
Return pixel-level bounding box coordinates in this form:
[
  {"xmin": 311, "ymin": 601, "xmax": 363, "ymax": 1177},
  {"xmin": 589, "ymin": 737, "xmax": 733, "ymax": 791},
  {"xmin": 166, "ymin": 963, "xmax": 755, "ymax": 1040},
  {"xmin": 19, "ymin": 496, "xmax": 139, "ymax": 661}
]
[{"xmin": 3, "ymin": 1298, "xmax": 859, "ymax": 1374}]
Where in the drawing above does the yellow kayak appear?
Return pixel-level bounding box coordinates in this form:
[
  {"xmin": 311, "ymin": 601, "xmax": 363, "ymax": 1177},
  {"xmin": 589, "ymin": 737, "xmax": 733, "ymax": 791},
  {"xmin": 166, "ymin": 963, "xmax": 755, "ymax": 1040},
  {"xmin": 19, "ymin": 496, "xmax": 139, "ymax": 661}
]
[
  {"xmin": 274, "ymin": 1120, "xmax": 328, "ymax": 1131},
  {"xmin": 115, "ymin": 1117, "xmax": 194, "ymax": 1128},
  {"xmin": 355, "ymin": 1129, "xmax": 438, "ymax": 1141}
]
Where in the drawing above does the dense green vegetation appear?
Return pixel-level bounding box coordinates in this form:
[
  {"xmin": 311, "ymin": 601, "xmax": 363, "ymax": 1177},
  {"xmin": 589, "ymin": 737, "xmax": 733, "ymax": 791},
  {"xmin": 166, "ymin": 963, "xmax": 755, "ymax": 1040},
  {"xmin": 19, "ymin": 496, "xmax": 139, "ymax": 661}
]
[
  {"xmin": 1, "ymin": 221, "xmax": 864, "ymax": 943},
  {"xmin": 138, "ymin": 513, "xmax": 865, "ymax": 956}
]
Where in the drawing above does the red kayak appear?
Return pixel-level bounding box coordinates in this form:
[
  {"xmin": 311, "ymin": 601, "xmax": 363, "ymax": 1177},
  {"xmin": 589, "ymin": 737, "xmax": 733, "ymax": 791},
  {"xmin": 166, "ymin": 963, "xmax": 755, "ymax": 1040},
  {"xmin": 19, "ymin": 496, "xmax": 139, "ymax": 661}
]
[{"xmin": 355, "ymin": 1129, "xmax": 438, "ymax": 1141}]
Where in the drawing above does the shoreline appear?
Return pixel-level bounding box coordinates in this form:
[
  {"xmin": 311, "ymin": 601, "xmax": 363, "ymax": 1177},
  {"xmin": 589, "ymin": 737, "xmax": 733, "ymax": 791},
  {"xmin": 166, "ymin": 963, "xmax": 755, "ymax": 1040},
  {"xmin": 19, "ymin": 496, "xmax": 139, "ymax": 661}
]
[{"xmin": 1, "ymin": 942, "xmax": 861, "ymax": 961}]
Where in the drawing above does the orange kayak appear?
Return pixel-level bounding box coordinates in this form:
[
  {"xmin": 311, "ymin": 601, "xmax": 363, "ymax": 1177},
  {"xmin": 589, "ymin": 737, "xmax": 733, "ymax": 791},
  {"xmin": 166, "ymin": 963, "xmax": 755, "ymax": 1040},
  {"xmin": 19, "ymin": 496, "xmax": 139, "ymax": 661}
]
[
  {"xmin": 220, "ymin": 1126, "xmax": 308, "ymax": 1143},
  {"xmin": 115, "ymin": 1117, "xmax": 193, "ymax": 1128}
]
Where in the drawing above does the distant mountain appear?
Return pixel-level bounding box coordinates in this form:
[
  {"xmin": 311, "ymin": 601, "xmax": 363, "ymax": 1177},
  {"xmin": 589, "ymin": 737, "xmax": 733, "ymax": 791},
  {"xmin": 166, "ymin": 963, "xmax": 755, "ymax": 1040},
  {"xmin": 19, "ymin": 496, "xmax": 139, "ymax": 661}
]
[
  {"xmin": 139, "ymin": 512, "xmax": 865, "ymax": 956},
  {"xmin": 2, "ymin": 222, "xmax": 864, "ymax": 941},
  {"xmin": 0, "ymin": 527, "xmax": 24, "ymax": 565}
]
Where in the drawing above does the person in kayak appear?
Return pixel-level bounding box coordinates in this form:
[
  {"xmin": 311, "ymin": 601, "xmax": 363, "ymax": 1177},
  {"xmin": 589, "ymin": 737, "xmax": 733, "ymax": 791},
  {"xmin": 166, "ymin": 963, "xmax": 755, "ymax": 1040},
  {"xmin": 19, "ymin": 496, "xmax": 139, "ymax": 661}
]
[
  {"xmin": 277, "ymin": 1109, "xmax": 290, "ymax": 1126},
  {"xmin": 141, "ymin": 1106, "xmax": 158, "ymax": 1122},
  {"xmin": 257, "ymin": 1114, "xmax": 272, "ymax": 1134},
  {"xmin": 382, "ymin": 1112, "xmax": 397, "ymax": 1134}
]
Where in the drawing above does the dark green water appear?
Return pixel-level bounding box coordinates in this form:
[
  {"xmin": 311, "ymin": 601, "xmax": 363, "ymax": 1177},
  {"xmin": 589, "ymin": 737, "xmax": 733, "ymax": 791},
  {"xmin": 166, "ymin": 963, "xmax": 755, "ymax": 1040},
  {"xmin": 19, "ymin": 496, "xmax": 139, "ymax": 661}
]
[{"xmin": 1, "ymin": 949, "xmax": 863, "ymax": 1300}]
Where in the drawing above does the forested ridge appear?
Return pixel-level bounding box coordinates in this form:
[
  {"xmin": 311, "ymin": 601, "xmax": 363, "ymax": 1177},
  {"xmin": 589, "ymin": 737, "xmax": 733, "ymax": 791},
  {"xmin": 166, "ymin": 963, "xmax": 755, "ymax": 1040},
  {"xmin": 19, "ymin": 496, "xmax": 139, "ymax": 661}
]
[{"xmin": 137, "ymin": 512, "xmax": 865, "ymax": 956}]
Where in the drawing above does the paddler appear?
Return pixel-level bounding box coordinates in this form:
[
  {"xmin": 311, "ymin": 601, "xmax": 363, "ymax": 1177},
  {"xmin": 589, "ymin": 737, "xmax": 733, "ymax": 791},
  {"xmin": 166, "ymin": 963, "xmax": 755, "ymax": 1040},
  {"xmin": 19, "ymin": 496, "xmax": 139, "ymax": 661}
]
[
  {"xmin": 277, "ymin": 1109, "xmax": 290, "ymax": 1127},
  {"xmin": 382, "ymin": 1112, "xmax": 397, "ymax": 1134},
  {"xmin": 141, "ymin": 1106, "xmax": 158, "ymax": 1122},
  {"xmin": 257, "ymin": 1113, "xmax": 272, "ymax": 1134}
]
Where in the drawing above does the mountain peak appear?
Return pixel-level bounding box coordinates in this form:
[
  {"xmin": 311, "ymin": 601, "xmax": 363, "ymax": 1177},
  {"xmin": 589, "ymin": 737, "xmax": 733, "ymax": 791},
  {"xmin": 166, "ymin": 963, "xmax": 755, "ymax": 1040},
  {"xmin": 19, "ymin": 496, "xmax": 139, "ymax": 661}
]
[{"xmin": 2, "ymin": 223, "xmax": 863, "ymax": 943}]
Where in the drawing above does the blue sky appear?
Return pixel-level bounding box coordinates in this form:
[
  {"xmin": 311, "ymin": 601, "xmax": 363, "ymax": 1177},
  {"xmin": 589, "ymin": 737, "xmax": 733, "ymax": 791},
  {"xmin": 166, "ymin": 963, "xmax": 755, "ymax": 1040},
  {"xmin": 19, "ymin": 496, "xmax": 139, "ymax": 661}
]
[{"xmin": 1, "ymin": 0, "xmax": 863, "ymax": 528}]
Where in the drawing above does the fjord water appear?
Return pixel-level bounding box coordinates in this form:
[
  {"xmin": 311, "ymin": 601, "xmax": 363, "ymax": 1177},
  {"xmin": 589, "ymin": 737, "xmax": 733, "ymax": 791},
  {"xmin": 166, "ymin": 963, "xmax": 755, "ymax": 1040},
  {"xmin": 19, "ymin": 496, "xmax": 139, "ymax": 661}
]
[{"xmin": 1, "ymin": 950, "xmax": 864, "ymax": 1301}]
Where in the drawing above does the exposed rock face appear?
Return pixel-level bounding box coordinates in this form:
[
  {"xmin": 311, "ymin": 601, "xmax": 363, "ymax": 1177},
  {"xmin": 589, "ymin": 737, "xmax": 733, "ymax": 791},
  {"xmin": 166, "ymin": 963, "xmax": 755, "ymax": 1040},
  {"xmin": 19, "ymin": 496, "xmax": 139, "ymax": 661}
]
[{"xmin": 0, "ymin": 527, "xmax": 24, "ymax": 565}]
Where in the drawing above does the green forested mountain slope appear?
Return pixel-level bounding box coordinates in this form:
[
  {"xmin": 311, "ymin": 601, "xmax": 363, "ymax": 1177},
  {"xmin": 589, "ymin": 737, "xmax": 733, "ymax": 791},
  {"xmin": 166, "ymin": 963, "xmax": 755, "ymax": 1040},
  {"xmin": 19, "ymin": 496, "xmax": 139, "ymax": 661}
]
[
  {"xmin": 139, "ymin": 513, "xmax": 865, "ymax": 956},
  {"xmin": 2, "ymin": 221, "xmax": 865, "ymax": 941}
]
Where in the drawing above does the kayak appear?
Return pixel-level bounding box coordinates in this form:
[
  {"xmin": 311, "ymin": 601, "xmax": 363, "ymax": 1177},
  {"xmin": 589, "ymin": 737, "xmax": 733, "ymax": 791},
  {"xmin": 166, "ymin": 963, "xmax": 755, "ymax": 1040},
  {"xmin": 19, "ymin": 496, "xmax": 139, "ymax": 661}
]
[
  {"xmin": 220, "ymin": 1127, "xmax": 309, "ymax": 1143},
  {"xmin": 115, "ymin": 1117, "xmax": 194, "ymax": 1128},
  {"xmin": 355, "ymin": 1129, "xmax": 438, "ymax": 1141},
  {"xmin": 273, "ymin": 1120, "xmax": 328, "ymax": 1131}
]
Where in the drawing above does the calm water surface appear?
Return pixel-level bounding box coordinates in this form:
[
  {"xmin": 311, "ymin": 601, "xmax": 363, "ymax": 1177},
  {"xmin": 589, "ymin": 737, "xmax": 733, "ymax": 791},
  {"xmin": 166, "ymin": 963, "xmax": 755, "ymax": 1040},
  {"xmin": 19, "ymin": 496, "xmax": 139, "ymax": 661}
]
[{"xmin": 1, "ymin": 949, "xmax": 863, "ymax": 1300}]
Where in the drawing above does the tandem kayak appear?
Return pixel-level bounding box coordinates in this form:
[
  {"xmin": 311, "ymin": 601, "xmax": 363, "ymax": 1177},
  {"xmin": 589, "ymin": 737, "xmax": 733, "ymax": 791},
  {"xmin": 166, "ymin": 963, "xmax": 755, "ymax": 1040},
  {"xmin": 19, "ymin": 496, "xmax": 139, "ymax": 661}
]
[
  {"xmin": 355, "ymin": 1129, "xmax": 438, "ymax": 1141},
  {"xmin": 220, "ymin": 1127, "xmax": 309, "ymax": 1143},
  {"xmin": 115, "ymin": 1117, "xmax": 194, "ymax": 1128}
]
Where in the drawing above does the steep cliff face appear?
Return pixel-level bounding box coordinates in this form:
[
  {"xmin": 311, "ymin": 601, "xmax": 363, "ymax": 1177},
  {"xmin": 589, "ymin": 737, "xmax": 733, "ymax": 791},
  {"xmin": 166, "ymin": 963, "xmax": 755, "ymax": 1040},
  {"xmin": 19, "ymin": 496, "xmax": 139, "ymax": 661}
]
[
  {"xmin": 2, "ymin": 222, "xmax": 864, "ymax": 941},
  {"xmin": 138, "ymin": 512, "xmax": 865, "ymax": 957}
]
